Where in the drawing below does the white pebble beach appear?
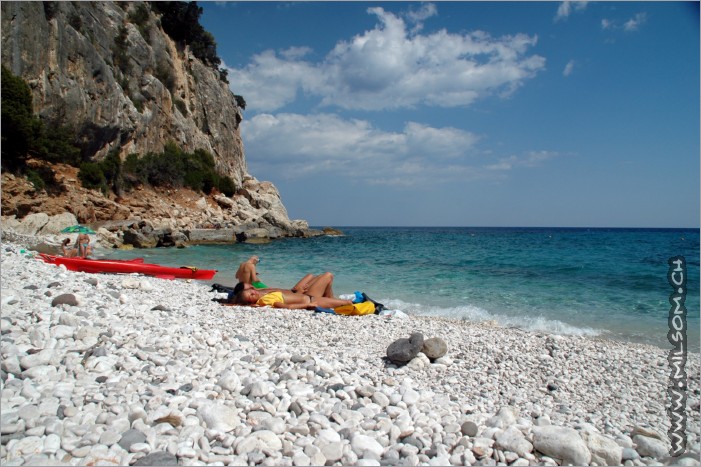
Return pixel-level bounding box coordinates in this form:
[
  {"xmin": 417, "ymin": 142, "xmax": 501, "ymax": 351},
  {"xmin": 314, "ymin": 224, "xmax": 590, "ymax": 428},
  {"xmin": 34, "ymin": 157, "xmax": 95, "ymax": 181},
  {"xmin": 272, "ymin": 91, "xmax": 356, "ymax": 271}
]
[{"xmin": 1, "ymin": 238, "xmax": 699, "ymax": 467}]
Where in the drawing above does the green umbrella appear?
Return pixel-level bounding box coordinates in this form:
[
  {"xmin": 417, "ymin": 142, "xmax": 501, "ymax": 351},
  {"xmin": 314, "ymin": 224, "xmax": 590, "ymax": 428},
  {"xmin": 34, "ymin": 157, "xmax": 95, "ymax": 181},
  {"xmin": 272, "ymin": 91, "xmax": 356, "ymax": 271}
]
[{"xmin": 60, "ymin": 225, "xmax": 97, "ymax": 234}]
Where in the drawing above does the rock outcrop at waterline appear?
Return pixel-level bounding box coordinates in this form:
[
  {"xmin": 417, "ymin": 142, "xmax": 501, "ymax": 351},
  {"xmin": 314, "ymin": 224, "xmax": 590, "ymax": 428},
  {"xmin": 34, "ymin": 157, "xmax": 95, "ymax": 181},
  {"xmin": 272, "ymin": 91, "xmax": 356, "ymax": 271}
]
[{"xmin": 1, "ymin": 1, "xmax": 311, "ymax": 241}]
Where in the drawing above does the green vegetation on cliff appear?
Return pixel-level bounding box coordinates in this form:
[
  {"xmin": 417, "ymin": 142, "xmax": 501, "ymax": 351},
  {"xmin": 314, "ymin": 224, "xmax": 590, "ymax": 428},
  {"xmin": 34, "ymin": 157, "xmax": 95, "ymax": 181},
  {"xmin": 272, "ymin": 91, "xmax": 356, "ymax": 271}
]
[
  {"xmin": 2, "ymin": 66, "xmax": 236, "ymax": 198},
  {"xmin": 150, "ymin": 1, "xmax": 221, "ymax": 70},
  {"xmin": 80, "ymin": 143, "xmax": 237, "ymax": 197},
  {"xmin": 1, "ymin": 65, "xmax": 80, "ymax": 187}
]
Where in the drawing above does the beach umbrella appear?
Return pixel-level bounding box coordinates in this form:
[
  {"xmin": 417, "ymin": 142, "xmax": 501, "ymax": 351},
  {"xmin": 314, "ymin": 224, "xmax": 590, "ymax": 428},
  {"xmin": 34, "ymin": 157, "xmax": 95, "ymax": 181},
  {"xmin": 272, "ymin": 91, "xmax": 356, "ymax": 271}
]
[{"xmin": 60, "ymin": 225, "xmax": 97, "ymax": 234}]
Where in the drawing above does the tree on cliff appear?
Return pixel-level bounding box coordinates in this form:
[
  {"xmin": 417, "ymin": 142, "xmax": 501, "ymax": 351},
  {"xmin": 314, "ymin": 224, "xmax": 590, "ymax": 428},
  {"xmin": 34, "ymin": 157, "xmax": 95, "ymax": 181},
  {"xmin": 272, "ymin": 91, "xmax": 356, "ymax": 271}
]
[
  {"xmin": 1, "ymin": 66, "xmax": 80, "ymax": 173},
  {"xmin": 150, "ymin": 1, "xmax": 221, "ymax": 69},
  {"xmin": 1, "ymin": 65, "xmax": 36, "ymax": 171}
]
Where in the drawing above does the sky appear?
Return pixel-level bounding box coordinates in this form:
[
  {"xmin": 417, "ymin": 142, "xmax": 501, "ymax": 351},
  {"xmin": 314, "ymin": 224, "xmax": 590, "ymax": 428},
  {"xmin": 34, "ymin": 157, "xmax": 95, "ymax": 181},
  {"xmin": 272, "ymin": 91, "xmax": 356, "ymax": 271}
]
[{"xmin": 200, "ymin": 1, "xmax": 700, "ymax": 227}]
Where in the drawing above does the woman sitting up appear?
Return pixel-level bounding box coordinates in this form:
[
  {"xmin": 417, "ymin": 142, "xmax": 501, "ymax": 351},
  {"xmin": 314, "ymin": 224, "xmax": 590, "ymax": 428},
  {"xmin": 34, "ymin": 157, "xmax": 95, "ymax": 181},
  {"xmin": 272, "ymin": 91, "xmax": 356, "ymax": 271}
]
[
  {"xmin": 60, "ymin": 238, "xmax": 78, "ymax": 257},
  {"xmin": 75, "ymin": 233, "xmax": 93, "ymax": 258}
]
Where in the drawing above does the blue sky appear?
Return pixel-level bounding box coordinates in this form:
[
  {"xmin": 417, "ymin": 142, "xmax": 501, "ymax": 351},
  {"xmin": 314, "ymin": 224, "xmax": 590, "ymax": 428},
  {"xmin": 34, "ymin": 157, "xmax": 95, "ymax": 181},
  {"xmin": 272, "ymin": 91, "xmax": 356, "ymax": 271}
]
[{"xmin": 200, "ymin": 2, "xmax": 699, "ymax": 227}]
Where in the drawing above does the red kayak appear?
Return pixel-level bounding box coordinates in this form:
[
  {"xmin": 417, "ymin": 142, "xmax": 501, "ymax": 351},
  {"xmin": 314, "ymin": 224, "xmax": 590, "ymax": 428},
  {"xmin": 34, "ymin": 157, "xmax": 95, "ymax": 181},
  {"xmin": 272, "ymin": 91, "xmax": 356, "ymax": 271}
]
[
  {"xmin": 39, "ymin": 254, "xmax": 217, "ymax": 280},
  {"xmin": 39, "ymin": 253, "xmax": 145, "ymax": 264}
]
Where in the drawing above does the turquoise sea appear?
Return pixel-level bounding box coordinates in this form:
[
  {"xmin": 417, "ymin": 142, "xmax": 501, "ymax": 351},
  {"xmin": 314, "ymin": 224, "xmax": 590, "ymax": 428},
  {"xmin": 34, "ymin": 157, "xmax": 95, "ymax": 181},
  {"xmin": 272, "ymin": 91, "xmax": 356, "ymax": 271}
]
[{"xmin": 103, "ymin": 227, "xmax": 700, "ymax": 352}]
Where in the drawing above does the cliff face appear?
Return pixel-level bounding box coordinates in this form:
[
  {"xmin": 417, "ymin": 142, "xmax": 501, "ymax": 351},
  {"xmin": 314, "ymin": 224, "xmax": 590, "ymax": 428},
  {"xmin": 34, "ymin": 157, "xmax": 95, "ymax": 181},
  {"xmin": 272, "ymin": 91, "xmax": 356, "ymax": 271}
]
[
  {"xmin": 1, "ymin": 1, "xmax": 246, "ymax": 186},
  {"xmin": 1, "ymin": 1, "xmax": 314, "ymax": 244}
]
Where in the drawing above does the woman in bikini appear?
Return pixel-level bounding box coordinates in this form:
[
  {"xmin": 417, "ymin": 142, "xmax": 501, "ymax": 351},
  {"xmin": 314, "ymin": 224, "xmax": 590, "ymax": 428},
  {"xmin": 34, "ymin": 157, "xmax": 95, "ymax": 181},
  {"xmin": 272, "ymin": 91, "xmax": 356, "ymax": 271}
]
[
  {"xmin": 76, "ymin": 233, "xmax": 93, "ymax": 258},
  {"xmin": 61, "ymin": 238, "xmax": 78, "ymax": 257},
  {"xmin": 234, "ymin": 288, "xmax": 353, "ymax": 310},
  {"xmin": 232, "ymin": 256, "xmax": 337, "ymax": 298}
]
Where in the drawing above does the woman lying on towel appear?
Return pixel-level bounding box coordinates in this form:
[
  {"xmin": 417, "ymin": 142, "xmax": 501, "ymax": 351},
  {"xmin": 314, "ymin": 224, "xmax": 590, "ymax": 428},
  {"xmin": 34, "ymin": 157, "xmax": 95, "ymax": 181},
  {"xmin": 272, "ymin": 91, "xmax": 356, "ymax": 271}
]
[
  {"xmin": 233, "ymin": 288, "xmax": 354, "ymax": 310},
  {"xmin": 233, "ymin": 256, "xmax": 337, "ymax": 298}
]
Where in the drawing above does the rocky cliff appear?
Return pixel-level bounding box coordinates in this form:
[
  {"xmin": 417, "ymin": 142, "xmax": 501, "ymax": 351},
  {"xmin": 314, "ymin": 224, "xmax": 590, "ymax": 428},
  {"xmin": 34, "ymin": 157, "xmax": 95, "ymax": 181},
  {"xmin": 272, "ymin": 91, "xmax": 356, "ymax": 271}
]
[{"xmin": 1, "ymin": 1, "xmax": 314, "ymax": 245}]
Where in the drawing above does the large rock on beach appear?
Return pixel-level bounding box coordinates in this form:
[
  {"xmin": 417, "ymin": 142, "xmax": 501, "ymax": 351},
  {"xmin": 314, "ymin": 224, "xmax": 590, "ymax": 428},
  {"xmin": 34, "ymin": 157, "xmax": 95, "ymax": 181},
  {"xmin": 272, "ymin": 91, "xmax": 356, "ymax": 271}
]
[
  {"xmin": 421, "ymin": 337, "xmax": 448, "ymax": 360},
  {"xmin": 386, "ymin": 332, "xmax": 424, "ymax": 364},
  {"xmin": 122, "ymin": 229, "xmax": 158, "ymax": 249},
  {"xmin": 496, "ymin": 426, "xmax": 533, "ymax": 457},
  {"xmin": 37, "ymin": 212, "xmax": 78, "ymax": 236},
  {"xmin": 487, "ymin": 406, "xmax": 517, "ymax": 428},
  {"xmin": 50, "ymin": 293, "xmax": 79, "ymax": 307},
  {"xmin": 633, "ymin": 434, "xmax": 671, "ymax": 459},
  {"xmin": 133, "ymin": 451, "xmax": 178, "ymax": 466},
  {"xmin": 532, "ymin": 425, "xmax": 591, "ymax": 466},
  {"xmin": 217, "ymin": 370, "xmax": 241, "ymax": 392},
  {"xmin": 351, "ymin": 433, "xmax": 385, "ymax": 458},
  {"xmin": 118, "ymin": 429, "xmax": 147, "ymax": 451},
  {"xmin": 196, "ymin": 400, "xmax": 240, "ymax": 432},
  {"xmin": 235, "ymin": 430, "xmax": 283, "ymax": 455},
  {"xmin": 580, "ymin": 430, "xmax": 623, "ymax": 465},
  {"xmin": 14, "ymin": 213, "xmax": 49, "ymax": 236}
]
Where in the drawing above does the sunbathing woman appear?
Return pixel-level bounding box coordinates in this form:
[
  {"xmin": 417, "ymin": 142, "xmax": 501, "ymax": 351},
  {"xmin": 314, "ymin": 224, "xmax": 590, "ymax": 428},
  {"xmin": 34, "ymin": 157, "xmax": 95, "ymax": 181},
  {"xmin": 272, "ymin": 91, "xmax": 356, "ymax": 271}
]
[
  {"xmin": 231, "ymin": 256, "xmax": 336, "ymax": 298},
  {"xmin": 233, "ymin": 288, "xmax": 353, "ymax": 310}
]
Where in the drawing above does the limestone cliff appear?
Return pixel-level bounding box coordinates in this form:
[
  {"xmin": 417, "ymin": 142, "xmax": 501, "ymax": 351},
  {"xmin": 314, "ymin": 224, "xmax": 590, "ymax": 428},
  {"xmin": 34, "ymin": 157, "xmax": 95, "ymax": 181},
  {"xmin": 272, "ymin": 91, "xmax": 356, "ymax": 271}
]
[
  {"xmin": 2, "ymin": 1, "xmax": 246, "ymax": 184},
  {"xmin": 1, "ymin": 1, "xmax": 312, "ymax": 244}
]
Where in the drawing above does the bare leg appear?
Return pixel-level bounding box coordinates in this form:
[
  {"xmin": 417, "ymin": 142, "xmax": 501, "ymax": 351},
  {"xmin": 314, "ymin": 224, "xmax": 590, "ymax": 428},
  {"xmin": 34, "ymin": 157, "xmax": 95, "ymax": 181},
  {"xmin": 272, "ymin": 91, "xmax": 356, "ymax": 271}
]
[
  {"xmin": 308, "ymin": 296, "xmax": 352, "ymax": 309},
  {"xmin": 291, "ymin": 274, "xmax": 314, "ymax": 293},
  {"xmin": 305, "ymin": 272, "xmax": 335, "ymax": 298},
  {"xmin": 235, "ymin": 262, "xmax": 257, "ymax": 284}
]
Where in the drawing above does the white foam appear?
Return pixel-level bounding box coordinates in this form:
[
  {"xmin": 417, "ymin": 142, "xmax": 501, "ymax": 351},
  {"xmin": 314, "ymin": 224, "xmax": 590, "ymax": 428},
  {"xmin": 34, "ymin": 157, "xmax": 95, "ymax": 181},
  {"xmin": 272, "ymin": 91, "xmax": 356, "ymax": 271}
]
[{"xmin": 379, "ymin": 298, "xmax": 603, "ymax": 338}]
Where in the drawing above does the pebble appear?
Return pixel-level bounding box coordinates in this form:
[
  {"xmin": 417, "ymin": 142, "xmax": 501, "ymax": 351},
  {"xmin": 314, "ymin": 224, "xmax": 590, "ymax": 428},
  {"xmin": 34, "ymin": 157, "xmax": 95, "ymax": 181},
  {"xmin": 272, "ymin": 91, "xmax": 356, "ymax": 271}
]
[
  {"xmin": 461, "ymin": 420, "xmax": 479, "ymax": 437},
  {"xmin": 533, "ymin": 425, "xmax": 592, "ymax": 466},
  {"xmin": 633, "ymin": 434, "xmax": 670, "ymax": 459},
  {"xmin": 0, "ymin": 239, "xmax": 698, "ymax": 467},
  {"xmin": 421, "ymin": 337, "xmax": 448, "ymax": 360},
  {"xmin": 386, "ymin": 332, "xmax": 424, "ymax": 364}
]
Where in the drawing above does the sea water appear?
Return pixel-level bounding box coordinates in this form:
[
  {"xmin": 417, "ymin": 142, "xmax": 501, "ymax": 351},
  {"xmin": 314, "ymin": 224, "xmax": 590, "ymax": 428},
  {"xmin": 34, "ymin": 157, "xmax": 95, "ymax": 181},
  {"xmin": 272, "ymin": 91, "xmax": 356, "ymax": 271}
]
[{"xmin": 103, "ymin": 227, "xmax": 700, "ymax": 351}]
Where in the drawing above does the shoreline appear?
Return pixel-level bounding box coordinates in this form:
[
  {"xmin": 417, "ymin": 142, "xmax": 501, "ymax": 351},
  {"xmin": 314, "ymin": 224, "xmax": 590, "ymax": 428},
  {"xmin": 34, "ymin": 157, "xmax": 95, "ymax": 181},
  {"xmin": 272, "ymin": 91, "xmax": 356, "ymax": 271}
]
[{"xmin": 1, "ymin": 239, "xmax": 699, "ymax": 466}]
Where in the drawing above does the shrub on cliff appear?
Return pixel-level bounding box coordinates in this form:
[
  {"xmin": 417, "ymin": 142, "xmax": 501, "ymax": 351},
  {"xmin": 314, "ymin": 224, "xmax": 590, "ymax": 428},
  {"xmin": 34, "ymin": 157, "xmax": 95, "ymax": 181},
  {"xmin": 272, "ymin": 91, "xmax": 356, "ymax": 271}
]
[
  {"xmin": 128, "ymin": 3, "xmax": 151, "ymax": 38},
  {"xmin": 33, "ymin": 123, "xmax": 82, "ymax": 166},
  {"xmin": 218, "ymin": 175, "xmax": 236, "ymax": 197},
  {"xmin": 78, "ymin": 161, "xmax": 108, "ymax": 194},
  {"xmin": 77, "ymin": 142, "xmax": 236, "ymax": 197},
  {"xmin": 113, "ymin": 25, "xmax": 131, "ymax": 76},
  {"xmin": 150, "ymin": 1, "xmax": 222, "ymax": 69},
  {"xmin": 77, "ymin": 149, "xmax": 124, "ymax": 195},
  {"xmin": 1, "ymin": 66, "xmax": 81, "ymax": 172},
  {"xmin": 234, "ymin": 95, "xmax": 246, "ymax": 110},
  {"xmin": 1, "ymin": 65, "xmax": 37, "ymax": 171},
  {"xmin": 120, "ymin": 143, "xmax": 237, "ymax": 195}
]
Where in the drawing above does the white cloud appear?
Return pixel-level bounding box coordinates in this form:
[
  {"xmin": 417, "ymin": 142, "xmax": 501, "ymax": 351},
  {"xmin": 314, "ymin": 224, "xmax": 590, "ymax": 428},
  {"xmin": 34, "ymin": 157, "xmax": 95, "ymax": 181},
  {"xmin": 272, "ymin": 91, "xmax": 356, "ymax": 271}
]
[
  {"xmin": 563, "ymin": 60, "xmax": 575, "ymax": 77},
  {"xmin": 600, "ymin": 12, "xmax": 647, "ymax": 33},
  {"xmin": 227, "ymin": 6, "xmax": 545, "ymax": 112},
  {"xmin": 241, "ymin": 113, "xmax": 481, "ymax": 184},
  {"xmin": 226, "ymin": 49, "xmax": 320, "ymax": 112},
  {"xmin": 485, "ymin": 151, "xmax": 559, "ymax": 171},
  {"xmin": 405, "ymin": 3, "xmax": 437, "ymax": 23},
  {"xmin": 554, "ymin": 1, "xmax": 588, "ymax": 22},
  {"xmin": 624, "ymin": 13, "xmax": 647, "ymax": 32},
  {"xmin": 242, "ymin": 113, "xmax": 556, "ymax": 186}
]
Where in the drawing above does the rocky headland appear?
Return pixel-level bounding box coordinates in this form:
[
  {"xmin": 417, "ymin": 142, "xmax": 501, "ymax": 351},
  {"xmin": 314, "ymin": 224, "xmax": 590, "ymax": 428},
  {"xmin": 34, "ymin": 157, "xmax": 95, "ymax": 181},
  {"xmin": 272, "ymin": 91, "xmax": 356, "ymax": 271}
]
[
  {"xmin": 1, "ymin": 2, "xmax": 332, "ymax": 249},
  {"xmin": 1, "ymin": 162, "xmax": 328, "ymax": 252}
]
